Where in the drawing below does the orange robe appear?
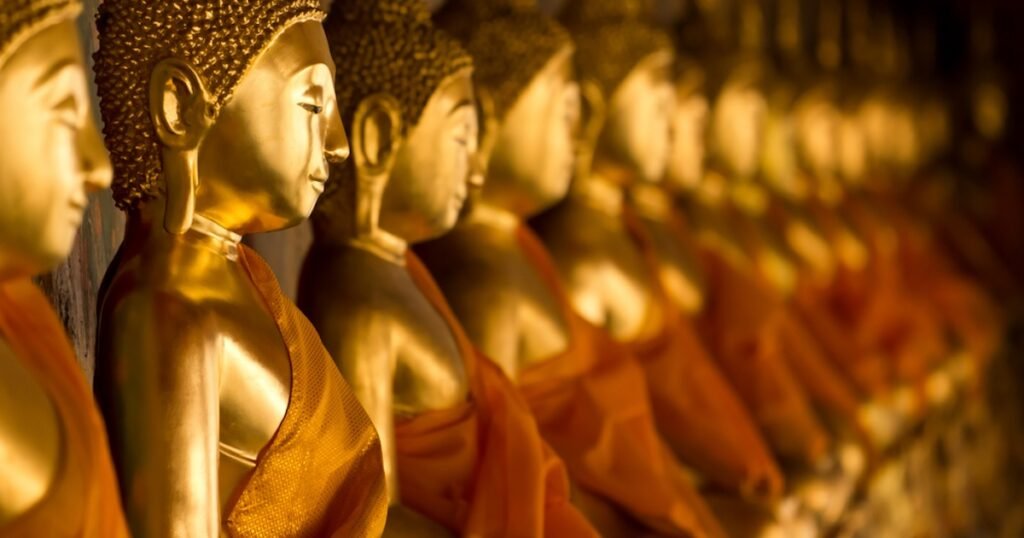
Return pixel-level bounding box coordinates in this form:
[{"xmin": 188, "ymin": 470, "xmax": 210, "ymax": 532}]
[
  {"xmin": 399, "ymin": 253, "xmax": 598, "ymax": 537},
  {"xmin": 228, "ymin": 247, "xmax": 389, "ymax": 537},
  {"xmin": 830, "ymin": 196, "xmax": 949, "ymax": 388},
  {"xmin": 891, "ymin": 205, "xmax": 1003, "ymax": 369},
  {"xmin": 0, "ymin": 279, "xmax": 129, "ymax": 538},
  {"xmin": 618, "ymin": 214, "xmax": 785, "ymax": 501},
  {"xmin": 696, "ymin": 246, "xmax": 832, "ymax": 466},
  {"xmin": 794, "ymin": 283, "xmax": 892, "ymax": 398},
  {"xmin": 514, "ymin": 225, "xmax": 727, "ymax": 537}
]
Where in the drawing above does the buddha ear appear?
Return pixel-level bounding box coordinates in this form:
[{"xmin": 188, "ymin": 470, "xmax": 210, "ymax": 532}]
[
  {"xmin": 571, "ymin": 79, "xmax": 607, "ymax": 181},
  {"xmin": 149, "ymin": 59, "xmax": 215, "ymax": 150},
  {"xmin": 351, "ymin": 93, "xmax": 403, "ymax": 238},
  {"xmin": 149, "ymin": 59, "xmax": 214, "ymax": 235},
  {"xmin": 577, "ymin": 79, "xmax": 607, "ymax": 148},
  {"xmin": 472, "ymin": 87, "xmax": 498, "ymax": 181},
  {"xmin": 352, "ymin": 93, "xmax": 404, "ymax": 177}
]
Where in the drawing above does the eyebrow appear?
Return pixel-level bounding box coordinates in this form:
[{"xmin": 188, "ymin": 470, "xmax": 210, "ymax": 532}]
[
  {"xmin": 33, "ymin": 59, "xmax": 76, "ymax": 90},
  {"xmin": 449, "ymin": 99, "xmax": 474, "ymax": 115}
]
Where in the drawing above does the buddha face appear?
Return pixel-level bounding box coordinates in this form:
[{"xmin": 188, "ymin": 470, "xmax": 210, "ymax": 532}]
[
  {"xmin": 665, "ymin": 87, "xmax": 709, "ymax": 192},
  {"xmin": 485, "ymin": 48, "xmax": 579, "ymax": 217},
  {"xmin": 915, "ymin": 95, "xmax": 951, "ymax": 165},
  {"xmin": 760, "ymin": 101, "xmax": 804, "ymax": 200},
  {"xmin": 711, "ymin": 80, "xmax": 767, "ymax": 180},
  {"xmin": 795, "ymin": 96, "xmax": 839, "ymax": 182},
  {"xmin": 837, "ymin": 108, "xmax": 867, "ymax": 187},
  {"xmin": 972, "ymin": 79, "xmax": 1006, "ymax": 142},
  {"xmin": 596, "ymin": 50, "xmax": 675, "ymax": 184},
  {"xmin": 196, "ymin": 21, "xmax": 348, "ymax": 233},
  {"xmin": 0, "ymin": 20, "xmax": 111, "ymax": 278},
  {"xmin": 381, "ymin": 70, "xmax": 478, "ymax": 243}
]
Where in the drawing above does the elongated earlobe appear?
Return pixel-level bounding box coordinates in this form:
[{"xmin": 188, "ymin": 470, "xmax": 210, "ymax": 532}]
[
  {"xmin": 573, "ymin": 79, "xmax": 607, "ymax": 183},
  {"xmin": 350, "ymin": 93, "xmax": 404, "ymax": 239},
  {"xmin": 149, "ymin": 59, "xmax": 215, "ymax": 234}
]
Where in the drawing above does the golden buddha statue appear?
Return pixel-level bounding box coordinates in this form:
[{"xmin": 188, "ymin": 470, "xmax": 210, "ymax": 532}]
[
  {"xmin": 414, "ymin": 1, "xmax": 734, "ymax": 536},
  {"xmin": 0, "ymin": 2, "xmax": 128, "ymax": 535},
  {"xmin": 519, "ymin": 0, "xmax": 799, "ymax": 535},
  {"xmin": 299, "ymin": 1, "xmax": 595, "ymax": 536},
  {"xmin": 92, "ymin": 1, "xmax": 388, "ymax": 535}
]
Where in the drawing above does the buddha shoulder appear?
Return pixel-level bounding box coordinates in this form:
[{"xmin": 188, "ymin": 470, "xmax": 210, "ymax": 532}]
[
  {"xmin": 300, "ymin": 245, "xmax": 414, "ymax": 321},
  {"xmin": 419, "ymin": 221, "xmax": 523, "ymax": 297}
]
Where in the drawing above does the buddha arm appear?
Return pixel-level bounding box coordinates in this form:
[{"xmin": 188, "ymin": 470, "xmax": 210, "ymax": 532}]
[
  {"xmin": 560, "ymin": 262, "xmax": 610, "ymax": 332},
  {"xmin": 439, "ymin": 272, "xmax": 520, "ymax": 379},
  {"xmin": 319, "ymin": 313, "xmax": 455, "ymax": 537},
  {"xmin": 101, "ymin": 296, "xmax": 219, "ymax": 537},
  {"xmin": 318, "ymin": 310, "xmax": 398, "ymax": 502}
]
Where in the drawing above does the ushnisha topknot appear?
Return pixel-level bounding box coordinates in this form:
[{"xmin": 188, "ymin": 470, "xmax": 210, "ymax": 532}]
[
  {"xmin": 93, "ymin": 0, "xmax": 325, "ymax": 211},
  {"xmin": 0, "ymin": 0, "xmax": 81, "ymax": 69},
  {"xmin": 313, "ymin": 0, "xmax": 472, "ymax": 235},
  {"xmin": 435, "ymin": 0, "xmax": 572, "ymax": 121},
  {"xmin": 559, "ymin": 0, "xmax": 672, "ymax": 98}
]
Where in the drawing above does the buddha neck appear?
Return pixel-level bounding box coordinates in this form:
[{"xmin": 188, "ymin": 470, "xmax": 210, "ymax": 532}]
[
  {"xmin": 629, "ymin": 182, "xmax": 674, "ymax": 222},
  {"xmin": 189, "ymin": 214, "xmax": 242, "ymax": 261},
  {"xmin": 464, "ymin": 200, "xmax": 521, "ymax": 233},
  {"xmin": 695, "ymin": 169, "xmax": 730, "ymax": 209},
  {"xmin": 812, "ymin": 173, "xmax": 846, "ymax": 207},
  {"xmin": 728, "ymin": 179, "xmax": 769, "ymax": 217},
  {"xmin": 125, "ymin": 202, "xmax": 243, "ymax": 263},
  {"xmin": 347, "ymin": 228, "xmax": 408, "ymax": 267},
  {"xmin": 570, "ymin": 171, "xmax": 625, "ymax": 218}
]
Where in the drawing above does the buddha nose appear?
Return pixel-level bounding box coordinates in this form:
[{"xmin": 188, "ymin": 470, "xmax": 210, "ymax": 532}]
[
  {"xmin": 80, "ymin": 111, "xmax": 113, "ymax": 192},
  {"xmin": 467, "ymin": 150, "xmax": 486, "ymax": 189},
  {"xmin": 325, "ymin": 110, "xmax": 351, "ymax": 165}
]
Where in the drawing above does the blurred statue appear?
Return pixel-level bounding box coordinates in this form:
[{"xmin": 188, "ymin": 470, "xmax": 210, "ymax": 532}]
[
  {"xmin": 299, "ymin": 0, "xmax": 596, "ymax": 535},
  {"xmin": 0, "ymin": 1, "xmax": 127, "ymax": 535}
]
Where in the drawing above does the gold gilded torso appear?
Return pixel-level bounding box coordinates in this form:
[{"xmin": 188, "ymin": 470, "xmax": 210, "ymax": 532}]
[
  {"xmin": 0, "ymin": 339, "xmax": 61, "ymax": 523},
  {"xmin": 418, "ymin": 205, "xmax": 570, "ymax": 378},
  {"xmin": 532, "ymin": 182, "xmax": 662, "ymax": 343},
  {"xmin": 97, "ymin": 219, "xmax": 290, "ymax": 512},
  {"xmin": 300, "ymin": 245, "xmax": 470, "ymax": 417}
]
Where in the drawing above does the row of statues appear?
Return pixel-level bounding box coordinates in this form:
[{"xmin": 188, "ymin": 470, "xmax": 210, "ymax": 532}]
[{"xmin": 0, "ymin": 0, "xmax": 1018, "ymax": 536}]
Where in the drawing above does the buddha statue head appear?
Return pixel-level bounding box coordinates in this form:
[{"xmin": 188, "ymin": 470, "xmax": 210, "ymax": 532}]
[
  {"xmin": 836, "ymin": 98, "xmax": 868, "ymax": 189},
  {"xmin": 312, "ymin": 0, "xmax": 476, "ymax": 248},
  {"xmin": 560, "ymin": 0, "xmax": 675, "ymax": 185},
  {"xmin": 705, "ymin": 61, "xmax": 767, "ymax": 182},
  {"xmin": 93, "ymin": 0, "xmax": 347, "ymax": 236},
  {"xmin": 0, "ymin": 0, "xmax": 110, "ymax": 279},
  {"xmin": 436, "ymin": 0, "xmax": 579, "ymax": 218},
  {"xmin": 664, "ymin": 57, "xmax": 709, "ymax": 193},
  {"xmin": 793, "ymin": 85, "xmax": 841, "ymax": 187}
]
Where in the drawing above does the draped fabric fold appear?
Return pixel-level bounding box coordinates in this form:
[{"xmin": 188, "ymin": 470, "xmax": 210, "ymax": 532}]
[
  {"xmin": 0, "ymin": 279, "xmax": 129, "ymax": 538},
  {"xmin": 794, "ymin": 283, "xmax": 893, "ymax": 398},
  {"xmin": 515, "ymin": 225, "xmax": 728, "ymax": 537},
  {"xmin": 822, "ymin": 200, "xmax": 953, "ymax": 411},
  {"xmin": 400, "ymin": 252, "xmax": 599, "ymax": 537},
  {"xmin": 696, "ymin": 247, "xmax": 832, "ymax": 466},
  {"xmin": 229, "ymin": 247, "xmax": 388, "ymax": 538},
  {"xmin": 894, "ymin": 211, "xmax": 1004, "ymax": 371}
]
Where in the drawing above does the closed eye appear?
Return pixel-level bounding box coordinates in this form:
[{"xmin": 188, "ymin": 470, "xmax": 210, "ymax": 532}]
[
  {"xmin": 53, "ymin": 95, "xmax": 80, "ymax": 127},
  {"xmin": 299, "ymin": 103, "xmax": 323, "ymax": 115}
]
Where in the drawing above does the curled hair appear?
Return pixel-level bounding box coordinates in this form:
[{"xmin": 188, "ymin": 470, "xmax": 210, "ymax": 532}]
[
  {"xmin": 436, "ymin": 0, "xmax": 572, "ymax": 121},
  {"xmin": 93, "ymin": 0, "xmax": 324, "ymax": 211},
  {"xmin": 0, "ymin": 0, "xmax": 81, "ymax": 69},
  {"xmin": 559, "ymin": 0, "xmax": 672, "ymax": 97},
  {"xmin": 312, "ymin": 0, "xmax": 472, "ymax": 237}
]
